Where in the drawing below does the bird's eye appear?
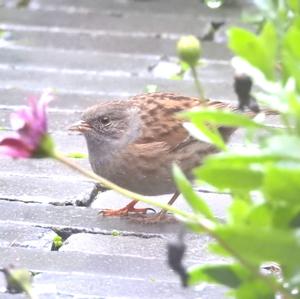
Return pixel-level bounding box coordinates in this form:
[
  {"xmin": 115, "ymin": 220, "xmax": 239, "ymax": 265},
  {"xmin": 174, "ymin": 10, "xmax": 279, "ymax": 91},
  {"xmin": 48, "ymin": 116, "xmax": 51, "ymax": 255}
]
[{"xmin": 100, "ymin": 116, "xmax": 111, "ymax": 126}]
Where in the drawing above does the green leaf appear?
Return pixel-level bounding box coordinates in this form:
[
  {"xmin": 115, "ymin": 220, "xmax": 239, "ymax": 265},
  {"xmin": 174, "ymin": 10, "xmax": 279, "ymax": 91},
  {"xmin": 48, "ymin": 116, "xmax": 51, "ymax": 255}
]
[
  {"xmin": 215, "ymin": 226, "xmax": 300, "ymax": 273},
  {"xmin": 183, "ymin": 121, "xmax": 226, "ymax": 150},
  {"xmin": 229, "ymin": 201, "xmax": 272, "ymax": 228},
  {"xmin": 188, "ymin": 263, "xmax": 243, "ymax": 288},
  {"xmin": 260, "ymin": 21, "xmax": 277, "ymax": 64},
  {"xmin": 194, "ymin": 164, "xmax": 263, "ymax": 191},
  {"xmin": 173, "ymin": 164, "xmax": 214, "ymax": 219},
  {"xmin": 246, "ymin": 204, "xmax": 272, "ymax": 228},
  {"xmin": 270, "ymin": 203, "xmax": 300, "ymax": 229},
  {"xmin": 234, "ymin": 279, "xmax": 275, "ymax": 299},
  {"xmin": 181, "ymin": 109, "xmax": 264, "ymax": 129},
  {"xmin": 282, "ymin": 21, "xmax": 300, "ymax": 90},
  {"xmin": 263, "ymin": 164, "xmax": 300, "ymax": 206},
  {"xmin": 288, "ymin": 0, "xmax": 300, "ymax": 13},
  {"xmin": 204, "ymin": 151, "xmax": 282, "ymax": 167},
  {"xmin": 228, "ymin": 200, "xmax": 251, "ymax": 225},
  {"xmin": 228, "ymin": 25, "xmax": 276, "ymax": 80}
]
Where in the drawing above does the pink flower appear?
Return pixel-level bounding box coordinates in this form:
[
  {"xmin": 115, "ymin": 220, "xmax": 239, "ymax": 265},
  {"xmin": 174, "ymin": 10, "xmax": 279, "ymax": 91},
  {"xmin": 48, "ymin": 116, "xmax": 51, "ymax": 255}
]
[{"xmin": 0, "ymin": 91, "xmax": 54, "ymax": 158}]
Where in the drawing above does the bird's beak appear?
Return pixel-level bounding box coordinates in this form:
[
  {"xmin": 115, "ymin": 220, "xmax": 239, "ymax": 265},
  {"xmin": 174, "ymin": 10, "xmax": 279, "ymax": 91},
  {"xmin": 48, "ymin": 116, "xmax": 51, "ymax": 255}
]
[{"xmin": 68, "ymin": 120, "xmax": 92, "ymax": 133}]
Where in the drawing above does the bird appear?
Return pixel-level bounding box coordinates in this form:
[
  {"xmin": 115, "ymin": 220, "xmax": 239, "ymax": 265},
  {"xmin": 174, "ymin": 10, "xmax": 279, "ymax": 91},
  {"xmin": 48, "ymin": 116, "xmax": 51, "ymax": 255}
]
[{"xmin": 69, "ymin": 92, "xmax": 247, "ymax": 222}]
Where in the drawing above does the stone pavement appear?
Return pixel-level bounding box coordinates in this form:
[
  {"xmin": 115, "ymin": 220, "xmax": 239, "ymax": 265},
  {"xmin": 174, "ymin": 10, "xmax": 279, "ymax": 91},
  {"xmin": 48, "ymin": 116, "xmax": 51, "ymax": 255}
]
[{"xmin": 0, "ymin": 0, "xmax": 258, "ymax": 298}]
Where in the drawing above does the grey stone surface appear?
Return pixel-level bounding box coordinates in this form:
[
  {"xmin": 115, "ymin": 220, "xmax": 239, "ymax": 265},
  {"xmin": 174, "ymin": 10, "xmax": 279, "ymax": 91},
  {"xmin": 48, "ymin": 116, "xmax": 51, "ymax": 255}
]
[
  {"xmin": 0, "ymin": 197, "xmax": 228, "ymax": 235},
  {"xmin": 0, "ymin": 223, "xmax": 56, "ymax": 250},
  {"xmin": 0, "ymin": 246, "xmax": 179, "ymax": 280},
  {"xmin": 92, "ymin": 190, "xmax": 232, "ymax": 220},
  {"xmin": 0, "ymin": 68, "xmax": 236, "ymax": 103},
  {"xmin": 33, "ymin": 272, "xmax": 226, "ymax": 299},
  {"xmin": 0, "ymin": 173, "xmax": 94, "ymax": 205},
  {"xmin": 25, "ymin": 0, "xmax": 253, "ymax": 19},
  {"xmin": 61, "ymin": 232, "xmax": 223, "ymax": 264},
  {"xmin": 5, "ymin": 29, "xmax": 232, "ymax": 59},
  {"xmin": 0, "ymin": 8, "xmax": 223, "ymax": 37},
  {"xmin": 0, "ymin": 47, "xmax": 234, "ymax": 80}
]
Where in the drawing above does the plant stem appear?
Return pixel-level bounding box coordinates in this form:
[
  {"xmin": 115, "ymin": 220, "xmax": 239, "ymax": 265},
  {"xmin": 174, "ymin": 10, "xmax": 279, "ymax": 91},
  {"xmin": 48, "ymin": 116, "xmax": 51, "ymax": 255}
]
[{"xmin": 191, "ymin": 66, "xmax": 205, "ymax": 99}]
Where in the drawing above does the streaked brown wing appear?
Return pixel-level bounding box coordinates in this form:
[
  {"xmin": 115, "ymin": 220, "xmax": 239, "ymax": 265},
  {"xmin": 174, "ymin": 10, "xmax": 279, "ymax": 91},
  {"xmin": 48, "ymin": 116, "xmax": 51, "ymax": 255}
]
[{"xmin": 130, "ymin": 92, "xmax": 237, "ymax": 151}]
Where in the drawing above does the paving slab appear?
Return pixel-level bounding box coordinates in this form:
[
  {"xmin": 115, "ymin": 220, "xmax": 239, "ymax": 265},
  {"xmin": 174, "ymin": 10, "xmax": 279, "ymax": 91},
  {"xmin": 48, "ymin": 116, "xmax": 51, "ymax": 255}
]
[
  {"xmin": 4, "ymin": 29, "xmax": 232, "ymax": 59},
  {"xmin": 0, "ymin": 246, "xmax": 181, "ymax": 281},
  {"xmin": 60, "ymin": 232, "xmax": 224, "ymax": 264},
  {"xmin": 0, "ymin": 174, "xmax": 94, "ymax": 205},
  {"xmin": 0, "ymin": 199, "xmax": 226, "ymax": 235},
  {"xmin": 0, "ymin": 8, "xmax": 225, "ymax": 37},
  {"xmin": 0, "ymin": 47, "xmax": 234, "ymax": 80},
  {"xmin": 33, "ymin": 272, "xmax": 227, "ymax": 299},
  {"xmin": 0, "ymin": 88, "xmax": 120, "ymax": 109},
  {"xmin": 25, "ymin": 0, "xmax": 253, "ymax": 19},
  {"xmin": 0, "ymin": 223, "xmax": 55, "ymax": 250},
  {"xmin": 0, "ymin": 67, "xmax": 235, "ymax": 98}
]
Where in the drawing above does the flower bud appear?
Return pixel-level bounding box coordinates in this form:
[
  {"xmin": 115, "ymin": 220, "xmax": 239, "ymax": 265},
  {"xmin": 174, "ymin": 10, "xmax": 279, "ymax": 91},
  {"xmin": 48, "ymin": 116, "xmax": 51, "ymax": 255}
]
[{"xmin": 177, "ymin": 35, "xmax": 202, "ymax": 67}]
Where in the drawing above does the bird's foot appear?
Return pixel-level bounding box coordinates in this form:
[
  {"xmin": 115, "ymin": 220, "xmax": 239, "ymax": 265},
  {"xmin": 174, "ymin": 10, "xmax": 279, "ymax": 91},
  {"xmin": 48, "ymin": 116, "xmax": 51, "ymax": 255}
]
[
  {"xmin": 99, "ymin": 206, "xmax": 156, "ymax": 217},
  {"xmin": 130, "ymin": 211, "xmax": 177, "ymax": 224}
]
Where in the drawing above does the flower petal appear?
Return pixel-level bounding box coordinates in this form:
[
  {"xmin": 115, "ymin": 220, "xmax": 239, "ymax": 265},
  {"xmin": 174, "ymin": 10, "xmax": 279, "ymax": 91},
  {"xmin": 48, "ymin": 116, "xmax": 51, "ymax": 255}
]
[{"xmin": 0, "ymin": 137, "xmax": 32, "ymax": 158}]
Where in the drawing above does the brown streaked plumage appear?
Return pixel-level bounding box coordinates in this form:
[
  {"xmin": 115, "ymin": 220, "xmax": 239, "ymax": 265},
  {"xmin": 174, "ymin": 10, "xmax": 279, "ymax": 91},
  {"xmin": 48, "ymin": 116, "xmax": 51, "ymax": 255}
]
[{"xmin": 69, "ymin": 92, "xmax": 246, "ymax": 222}]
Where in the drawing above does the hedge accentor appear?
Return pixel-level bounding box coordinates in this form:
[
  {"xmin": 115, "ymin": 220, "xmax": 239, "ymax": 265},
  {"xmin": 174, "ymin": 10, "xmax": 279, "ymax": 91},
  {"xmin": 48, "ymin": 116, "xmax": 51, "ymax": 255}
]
[{"xmin": 70, "ymin": 92, "xmax": 240, "ymax": 222}]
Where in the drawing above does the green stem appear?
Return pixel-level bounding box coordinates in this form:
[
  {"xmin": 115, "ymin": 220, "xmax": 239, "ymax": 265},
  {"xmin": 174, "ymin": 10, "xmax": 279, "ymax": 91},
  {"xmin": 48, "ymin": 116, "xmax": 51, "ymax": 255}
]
[
  {"xmin": 53, "ymin": 151, "xmax": 292, "ymax": 298},
  {"xmin": 191, "ymin": 66, "xmax": 205, "ymax": 99}
]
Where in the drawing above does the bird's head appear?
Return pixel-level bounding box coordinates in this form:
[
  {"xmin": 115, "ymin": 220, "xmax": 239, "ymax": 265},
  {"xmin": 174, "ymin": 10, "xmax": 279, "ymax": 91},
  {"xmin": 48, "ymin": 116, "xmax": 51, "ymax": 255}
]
[{"xmin": 69, "ymin": 101, "xmax": 141, "ymax": 145}]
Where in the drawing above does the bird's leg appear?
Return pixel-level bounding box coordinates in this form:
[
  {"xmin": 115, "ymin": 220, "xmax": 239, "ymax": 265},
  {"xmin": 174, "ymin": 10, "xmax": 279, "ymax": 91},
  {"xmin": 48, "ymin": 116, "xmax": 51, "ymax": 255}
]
[
  {"xmin": 99, "ymin": 200, "xmax": 156, "ymax": 217},
  {"xmin": 132, "ymin": 191, "xmax": 180, "ymax": 223}
]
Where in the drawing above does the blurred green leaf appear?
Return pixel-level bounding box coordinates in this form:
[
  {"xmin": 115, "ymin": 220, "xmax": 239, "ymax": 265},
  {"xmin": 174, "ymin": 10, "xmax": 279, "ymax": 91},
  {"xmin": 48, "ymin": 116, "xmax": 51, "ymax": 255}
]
[
  {"xmin": 228, "ymin": 22, "xmax": 277, "ymax": 80},
  {"xmin": 234, "ymin": 279, "xmax": 275, "ymax": 299},
  {"xmin": 246, "ymin": 204, "xmax": 272, "ymax": 228},
  {"xmin": 260, "ymin": 21, "xmax": 277, "ymax": 65},
  {"xmin": 188, "ymin": 263, "xmax": 243, "ymax": 288},
  {"xmin": 228, "ymin": 199, "xmax": 251, "ymax": 225},
  {"xmin": 280, "ymin": 206, "xmax": 300, "ymax": 228},
  {"xmin": 282, "ymin": 20, "xmax": 300, "ymax": 90},
  {"xmin": 263, "ymin": 164, "xmax": 300, "ymax": 206},
  {"xmin": 194, "ymin": 163, "xmax": 263, "ymax": 191},
  {"xmin": 215, "ymin": 226, "xmax": 300, "ymax": 273},
  {"xmin": 204, "ymin": 151, "xmax": 281, "ymax": 167},
  {"xmin": 173, "ymin": 164, "xmax": 214, "ymax": 219},
  {"xmin": 183, "ymin": 121, "xmax": 226, "ymax": 150},
  {"xmin": 288, "ymin": 0, "xmax": 300, "ymax": 13},
  {"xmin": 181, "ymin": 109, "xmax": 264, "ymax": 129}
]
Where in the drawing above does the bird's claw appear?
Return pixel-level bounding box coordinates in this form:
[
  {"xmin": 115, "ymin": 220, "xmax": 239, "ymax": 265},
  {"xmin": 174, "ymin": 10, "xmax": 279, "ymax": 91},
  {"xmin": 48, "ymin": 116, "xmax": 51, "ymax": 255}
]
[{"xmin": 98, "ymin": 207, "xmax": 156, "ymax": 217}]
